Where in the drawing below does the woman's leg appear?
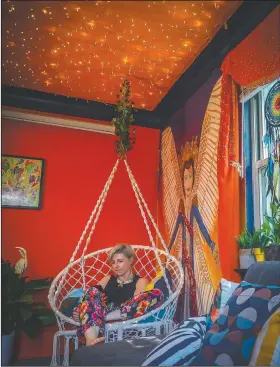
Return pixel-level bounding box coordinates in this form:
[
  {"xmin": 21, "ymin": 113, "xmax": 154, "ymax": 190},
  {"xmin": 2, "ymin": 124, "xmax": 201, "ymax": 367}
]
[
  {"xmin": 120, "ymin": 288, "xmax": 165, "ymax": 320},
  {"xmin": 76, "ymin": 287, "xmax": 108, "ymax": 346}
]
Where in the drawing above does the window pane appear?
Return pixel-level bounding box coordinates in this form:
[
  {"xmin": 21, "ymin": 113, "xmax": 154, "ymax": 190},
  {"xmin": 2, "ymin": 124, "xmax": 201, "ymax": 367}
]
[
  {"xmin": 246, "ymin": 79, "xmax": 279, "ymax": 228},
  {"xmin": 251, "ymin": 94, "xmax": 261, "ymax": 161},
  {"xmin": 244, "ymin": 101, "xmax": 254, "ymax": 232},
  {"xmin": 260, "ymin": 82, "xmax": 276, "ymax": 160},
  {"xmin": 258, "ymin": 164, "xmax": 272, "ymax": 224}
]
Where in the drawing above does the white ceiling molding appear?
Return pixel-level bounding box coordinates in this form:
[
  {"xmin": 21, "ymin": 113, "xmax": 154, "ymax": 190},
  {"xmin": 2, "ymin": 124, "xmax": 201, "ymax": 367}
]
[{"xmin": 2, "ymin": 108, "xmax": 115, "ymax": 135}]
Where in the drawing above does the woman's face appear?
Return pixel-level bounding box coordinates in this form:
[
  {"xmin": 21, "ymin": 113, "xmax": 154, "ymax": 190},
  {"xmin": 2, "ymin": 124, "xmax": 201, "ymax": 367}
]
[
  {"xmin": 111, "ymin": 253, "xmax": 133, "ymax": 277},
  {"xmin": 183, "ymin": 165, "xmax": 194, "ymax": 198}
]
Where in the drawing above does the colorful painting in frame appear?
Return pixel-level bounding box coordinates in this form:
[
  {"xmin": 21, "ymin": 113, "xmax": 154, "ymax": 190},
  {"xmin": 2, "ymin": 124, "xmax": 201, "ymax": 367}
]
[{"xmin": 1, "ymin": 155, "xmax": 44, "ymax": 209}]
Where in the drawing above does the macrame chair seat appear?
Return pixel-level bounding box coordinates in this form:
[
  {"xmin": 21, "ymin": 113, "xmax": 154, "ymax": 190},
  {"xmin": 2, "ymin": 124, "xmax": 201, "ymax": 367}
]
[{"xmin": 48, "ymin": 158, "xmax": 184, "ymax": 366}]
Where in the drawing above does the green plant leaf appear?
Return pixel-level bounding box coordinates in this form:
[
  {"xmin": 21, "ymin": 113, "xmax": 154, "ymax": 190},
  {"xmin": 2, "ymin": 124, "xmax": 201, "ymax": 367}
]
[
  {"xmin": 20, "ymin": 308, "xmax": 33, "ymax": 322},
  {"xmin": 21, "ymin": 315, "xmax": 43, "ymax": 338},
  {"xmin": 258, "ymin": 201, "xmax": 280, "ymax": 248},
  {"xmin": 2, "ymin": 259, "xmax": 56, "ymax": 338},
  {"xmin": 112, "ymin": 78, "xmax": 136, "ymax": 157},
  {"xmin": 236, "ymin": 230, "xmax": 254, "ymax": 249},
  {"xmin": 35, "ymin": 309, "xmax": 56, "ymax": 326},
  {"xmin": 20, "ymin": 302, "xmax": 46, "ymax": 309},
  {"xmin": 20, "ymin": 293, "xmax": 33, "ymax": 302},
  {"xmin": 23, "ymin": 277, "xmax": 53, "ymax": 292}
]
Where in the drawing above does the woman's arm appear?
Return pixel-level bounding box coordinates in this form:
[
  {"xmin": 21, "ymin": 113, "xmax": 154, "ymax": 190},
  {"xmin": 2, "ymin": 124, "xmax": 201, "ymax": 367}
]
[
  {"xmin": 98, "ymin": 275, "xmax": 111, "ymax": 289},
  {"xmin": 134, "ymin": 278, "xmax": 149, "ymax": 296}
]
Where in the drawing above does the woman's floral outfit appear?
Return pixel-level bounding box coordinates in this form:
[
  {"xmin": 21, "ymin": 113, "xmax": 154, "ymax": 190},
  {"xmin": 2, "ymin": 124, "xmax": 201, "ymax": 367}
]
[{"xmin": 77, "ymin": 287, "xmax": 164, "ymax": 337}]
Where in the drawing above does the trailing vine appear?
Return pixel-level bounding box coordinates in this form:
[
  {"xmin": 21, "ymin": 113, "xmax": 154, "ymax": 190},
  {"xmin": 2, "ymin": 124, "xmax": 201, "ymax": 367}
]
[{"xmin": 112, "ymin": 79, "xmax": 136, "ymax": 158}]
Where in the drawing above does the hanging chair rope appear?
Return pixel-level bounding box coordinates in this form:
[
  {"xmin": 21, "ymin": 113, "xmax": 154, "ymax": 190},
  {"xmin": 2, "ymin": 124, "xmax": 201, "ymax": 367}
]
[
  {"xmin": 49, "ymin": 130, "xmax": 185, "ymax": 367},
  {"xmin": 51, "ymin": 156, "xmax": 182, "ymax": 323},
  {"xmin": 54, "ymin": 159, "xmax": 120, "ymax": 299},
  {"xmin": 80, "ymin": 158, "xmax": 120, "ymax": 259},
  {"xmin": 124, "ymin": 159, "xmax": 170, "ymax": 253},
  {"xmin": 123, "ymin": 159, "xmax": 172, "ymax": 296},
  {"xmin": 76, "ymin": 158, "xmax": 120, "ymax": 262},
  {"xmin": 80, "ymin": 159, "xmax": 120, "ymax": 288}
]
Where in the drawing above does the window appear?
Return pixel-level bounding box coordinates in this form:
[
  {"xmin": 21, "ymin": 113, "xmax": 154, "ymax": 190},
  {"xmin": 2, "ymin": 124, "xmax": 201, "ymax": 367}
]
[{"xmin": 242, "ymin": 79, "xmax": 279, "ymax": 230}]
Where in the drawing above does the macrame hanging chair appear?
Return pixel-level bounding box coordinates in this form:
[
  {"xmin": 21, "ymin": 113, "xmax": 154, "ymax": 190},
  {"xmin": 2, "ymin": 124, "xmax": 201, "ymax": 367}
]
[{"xmin": 48, "ymin": 157, "xmax": 184, "ymax": 366}]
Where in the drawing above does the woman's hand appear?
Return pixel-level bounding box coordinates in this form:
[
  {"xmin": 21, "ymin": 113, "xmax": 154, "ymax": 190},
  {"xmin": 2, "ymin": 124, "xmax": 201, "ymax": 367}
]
[{"xmin": 72, "ymin": 307, "xmax": 80, "ymax": 323}]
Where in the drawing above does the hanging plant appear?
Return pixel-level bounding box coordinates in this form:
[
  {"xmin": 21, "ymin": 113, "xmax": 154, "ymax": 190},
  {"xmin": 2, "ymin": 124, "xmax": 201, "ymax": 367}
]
[{"xmin": 112, "ymin": 79, "xmax": 136, "ymax": 158}]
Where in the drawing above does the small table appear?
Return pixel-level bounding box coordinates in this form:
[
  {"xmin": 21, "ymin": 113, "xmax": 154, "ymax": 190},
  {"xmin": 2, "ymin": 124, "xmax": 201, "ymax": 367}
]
[{"xmin": 234, "ymin": 268, "xmax": 248, "ymax": 281}]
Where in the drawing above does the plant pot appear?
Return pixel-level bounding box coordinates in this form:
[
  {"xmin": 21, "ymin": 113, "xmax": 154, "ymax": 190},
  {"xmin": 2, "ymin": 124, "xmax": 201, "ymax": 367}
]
[
  {"xmin": 264, "ymin": 245, "xmax": 280, "ymax": 261},
  {"xmin": 1, "ymin": 330, "xmax": 15, "ymax": 366},
  {"xmin": 239, "ymin": 249, "xmax": 256, "ymax": 269},
  {"xmin": 252, "ymin": 248, "xmax": 265, "ymax": 262}
]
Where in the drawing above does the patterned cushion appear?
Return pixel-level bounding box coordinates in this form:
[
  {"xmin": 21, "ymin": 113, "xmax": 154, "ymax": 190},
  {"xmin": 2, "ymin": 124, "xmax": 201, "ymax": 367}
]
[
  {"xmin": 220, "ymin": 279, "xmax": 240, "ymax": 308},
  {"xmin": 146, "ymin": 269, "xmax": 173, "ymax": 299},
  {"xmin": 60, "ymin": 288, "xmax": 84, "ymax": 317},
  {"xmin": 206, "ymin": 283, "xmax": 222, "ymax": 329},
  {"xmin": 249, "ymin": 307, "xmax": 280, "ymax": 366},
  {"xmin": 142, "ymin": 316, "xmax": 206, "ymax": 366},
  {"xmin": 192, "ymin": 282, "xmax": 280, "ymax": 366},
  {"xmin": 207, "ymin": 279, "xmax": 240, "ymax": 330},
  {"xmin": 140, "ymin": 271, "xmax": 172, "ymax": 325}
]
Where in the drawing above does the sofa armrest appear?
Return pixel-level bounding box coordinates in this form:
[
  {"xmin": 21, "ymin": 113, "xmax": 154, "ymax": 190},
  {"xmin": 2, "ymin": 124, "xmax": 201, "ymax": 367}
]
[{"xmin": 244, "ymin": 261, "xmax": 280, "ymax": 286}]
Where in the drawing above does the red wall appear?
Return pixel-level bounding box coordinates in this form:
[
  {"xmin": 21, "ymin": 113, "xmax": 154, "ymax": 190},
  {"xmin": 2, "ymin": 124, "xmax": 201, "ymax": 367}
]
[
  {"xmin": 2, "ymin": 115, "xmax": 160, "ymax": 278},
  {"xmin": 2, "ymin": 111, "xmax": 160, "ymax": 359}
]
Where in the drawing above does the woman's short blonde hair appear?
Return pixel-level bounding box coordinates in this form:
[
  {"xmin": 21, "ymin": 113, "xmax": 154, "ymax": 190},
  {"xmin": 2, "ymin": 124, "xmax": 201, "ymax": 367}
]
[{"xmin": 108, "ymin": 244, "xmax": 136, "ymax": 262}]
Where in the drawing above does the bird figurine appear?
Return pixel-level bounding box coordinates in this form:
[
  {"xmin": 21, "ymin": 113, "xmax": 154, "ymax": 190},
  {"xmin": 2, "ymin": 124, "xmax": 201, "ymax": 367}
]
[{"xmin": 14, "ymin": 247, "xmax": 28, "ymax": 276}]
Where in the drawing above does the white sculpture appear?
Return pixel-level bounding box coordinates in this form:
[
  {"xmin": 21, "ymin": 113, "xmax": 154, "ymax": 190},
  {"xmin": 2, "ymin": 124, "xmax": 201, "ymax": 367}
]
[{"xmin": 14, "ymin": 247, "xmax": 28, "ymax": 275}]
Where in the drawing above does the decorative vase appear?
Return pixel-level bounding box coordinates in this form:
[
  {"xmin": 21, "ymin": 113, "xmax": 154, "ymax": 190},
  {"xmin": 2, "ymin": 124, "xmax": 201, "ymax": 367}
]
[
  {"xmin": 264, "ymin": 245, "xmax": 280, "ymax": 261},
  {"xmin": 253, "ymin": 248, "xmax": 265, "ymax": 262},
  {"xmin": 239, "ymin": 249, "xmax": 256, "ymax": 269},
  {"xmin": 1, "ymin": 330, "xmax": 15, "ymax": 366}
]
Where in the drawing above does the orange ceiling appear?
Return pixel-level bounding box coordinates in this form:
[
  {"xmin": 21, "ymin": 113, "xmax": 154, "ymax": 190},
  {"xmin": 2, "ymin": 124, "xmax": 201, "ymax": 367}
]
[{"xmin": 2, "ymin": 1, "xmax": 242, "ymax": 110}]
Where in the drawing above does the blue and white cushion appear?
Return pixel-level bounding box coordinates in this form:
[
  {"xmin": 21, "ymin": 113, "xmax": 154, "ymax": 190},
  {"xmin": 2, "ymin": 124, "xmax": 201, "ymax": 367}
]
[
  {"xmin": 142, "ymin": 316, "xmax": 206, "ymax": 366},
  {"xmin": 192, "ymin": 282, "xmax": 280, "ymax": 366}
]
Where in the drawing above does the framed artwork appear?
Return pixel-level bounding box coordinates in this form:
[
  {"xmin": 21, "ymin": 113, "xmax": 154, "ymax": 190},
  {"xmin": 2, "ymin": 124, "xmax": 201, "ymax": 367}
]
[{"xmin": 1, "ymin": 155, "xmax": 44, "ymax": 209}]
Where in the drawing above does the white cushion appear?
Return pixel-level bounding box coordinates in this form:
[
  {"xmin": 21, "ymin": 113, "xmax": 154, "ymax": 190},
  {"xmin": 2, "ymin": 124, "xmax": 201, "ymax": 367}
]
[
  {"xmin": 220, "ymin": 278, "xmax": 240, "ymax": 309},
  {"xmin": 105, "ymin": 310, "xmax": 122, "ymax": 322}
]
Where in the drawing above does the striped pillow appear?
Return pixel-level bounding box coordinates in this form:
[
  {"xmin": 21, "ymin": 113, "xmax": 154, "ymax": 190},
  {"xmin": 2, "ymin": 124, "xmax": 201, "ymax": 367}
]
[{"xmin": 142, "ymin": 316, "xmax": 206, "ymax": 366}]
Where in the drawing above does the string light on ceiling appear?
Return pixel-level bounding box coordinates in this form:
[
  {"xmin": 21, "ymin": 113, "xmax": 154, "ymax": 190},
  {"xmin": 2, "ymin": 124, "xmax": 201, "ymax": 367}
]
[{"xmin": 2, "ymin": 0, "xmax": 242, "ymax": 110}]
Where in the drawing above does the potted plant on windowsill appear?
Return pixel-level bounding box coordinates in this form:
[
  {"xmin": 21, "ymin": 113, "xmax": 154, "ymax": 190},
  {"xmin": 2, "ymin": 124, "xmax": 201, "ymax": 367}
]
[
  {"xmin": 236, "ymin": 230, "xmax": 255, "ymax": 269},
  {"xmin": 1, "ymin": 258, "xmax": 56, "ymax": 365},
  {"xmin": 236, "ymin": 230, "xmax": 264, "ymax": 269},
  {"xmin": 250, "ymin": 229, "xmax": 265, "ymax": 262},
  {"xmin": 259, "ymin": 202, "xmax": 280, "ymax": 261}
]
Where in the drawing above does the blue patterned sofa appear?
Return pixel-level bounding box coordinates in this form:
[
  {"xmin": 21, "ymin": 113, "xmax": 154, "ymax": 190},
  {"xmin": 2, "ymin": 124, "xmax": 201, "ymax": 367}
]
[{"xmin": 70, "ymin": 261, "xmax": 280, "ymax": 366}]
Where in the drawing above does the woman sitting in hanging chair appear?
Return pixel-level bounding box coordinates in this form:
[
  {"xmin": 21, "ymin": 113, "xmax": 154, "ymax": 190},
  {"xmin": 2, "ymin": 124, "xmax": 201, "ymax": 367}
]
[{"xmin": 72, "ymin": 244, "xmax": 165, "ymax": 346}]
